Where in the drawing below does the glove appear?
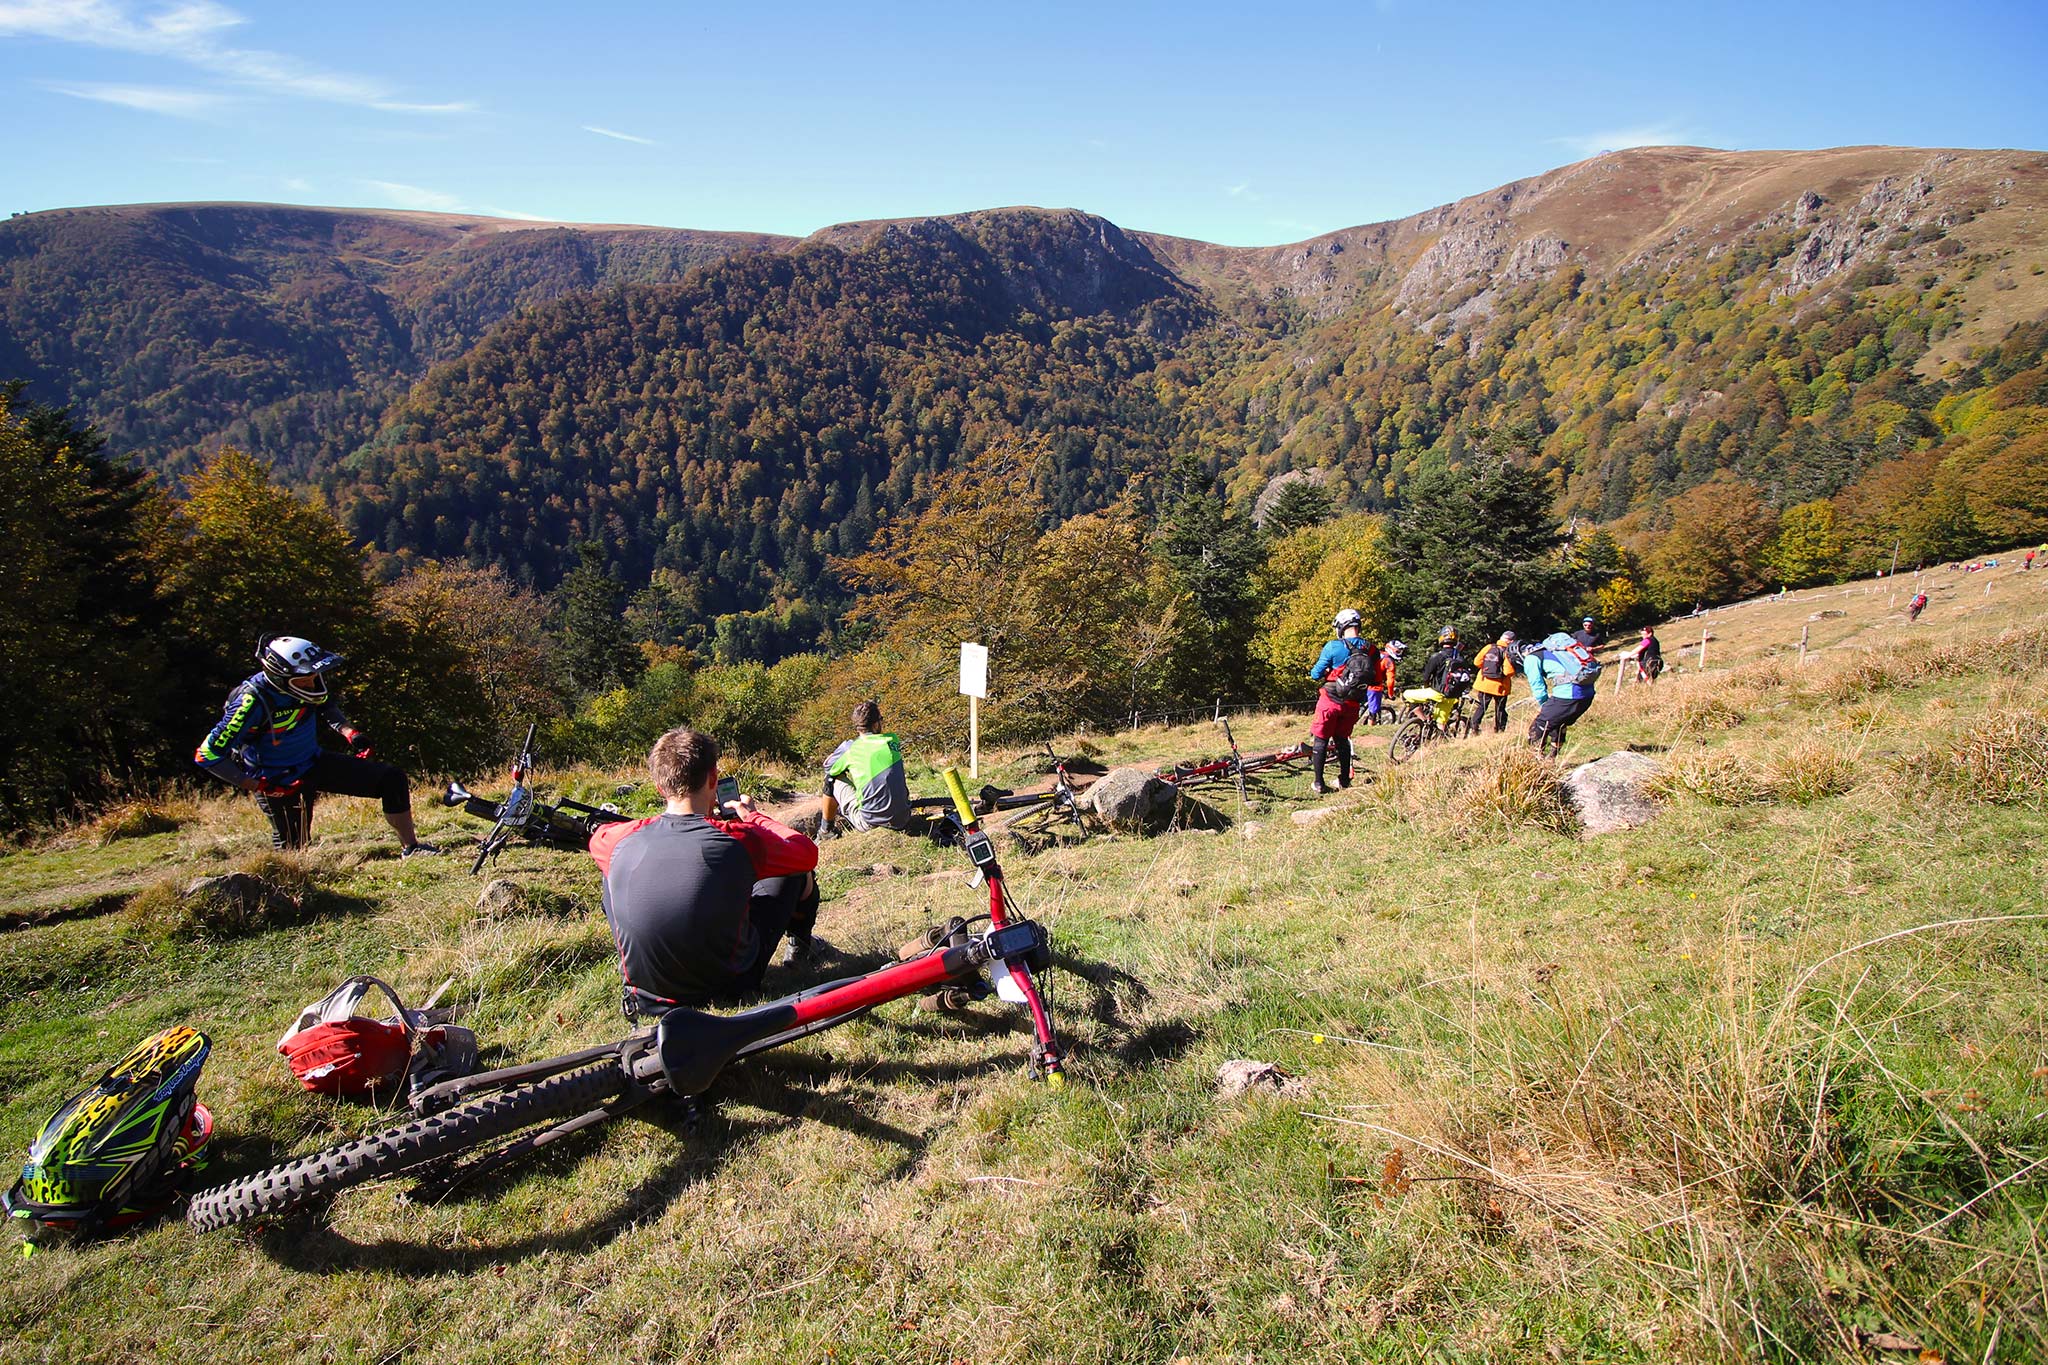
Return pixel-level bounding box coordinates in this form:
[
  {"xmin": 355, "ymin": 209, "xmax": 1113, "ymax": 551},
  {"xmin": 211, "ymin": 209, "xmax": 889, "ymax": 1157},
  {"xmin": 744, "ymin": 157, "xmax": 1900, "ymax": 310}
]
[
  {"xmin": 339, "ymin": 727, "xmax": 374, "ymax": 760},
  {"xmin": 254, "ymin": 776, "xmax": 304, "ymax": 799}
]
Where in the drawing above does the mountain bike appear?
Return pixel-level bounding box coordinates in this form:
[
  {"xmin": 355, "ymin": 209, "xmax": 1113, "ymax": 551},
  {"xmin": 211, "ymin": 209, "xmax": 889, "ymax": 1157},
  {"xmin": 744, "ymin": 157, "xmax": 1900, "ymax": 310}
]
[
  {"xmin": 450, "ymin": 723, "xmax": 629, "ymax": 873},
  {"xmin": 1387, "ymin": 687, "xmax": 1474, "ymax": 765},
  {"xmin": 1156, "ymin": 717, "xmax": 1311, "ymax": 806},
  {"xmin": 185, "ymin": 770, "xmax": 1064, "ymax": 1232},
  {"xmin": 988, "ymin": 742, "xmax": 1090, "ymax": 847}
]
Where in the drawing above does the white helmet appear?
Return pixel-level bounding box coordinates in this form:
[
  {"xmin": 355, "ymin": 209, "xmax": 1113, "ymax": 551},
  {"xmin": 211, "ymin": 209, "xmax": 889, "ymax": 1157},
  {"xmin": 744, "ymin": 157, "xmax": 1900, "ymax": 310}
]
[
  {"xmin": 1384, "ymin": 639, "xmax": 1407, "ymax": 659},
  {"xmin": 1333, "ymin": 608, "xmax": 1363, "ymax": 633},
  {"xmin": 257, "ymin": 635, "xmax": 343, "ymax": 704}
]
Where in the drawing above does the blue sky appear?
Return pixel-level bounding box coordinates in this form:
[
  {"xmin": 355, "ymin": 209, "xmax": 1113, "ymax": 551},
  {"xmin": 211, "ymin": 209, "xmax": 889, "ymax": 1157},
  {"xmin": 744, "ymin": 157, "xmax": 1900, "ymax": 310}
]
[{"xmin": 5, "ymin": 0, "xmax": 2045, "ymax": 245}]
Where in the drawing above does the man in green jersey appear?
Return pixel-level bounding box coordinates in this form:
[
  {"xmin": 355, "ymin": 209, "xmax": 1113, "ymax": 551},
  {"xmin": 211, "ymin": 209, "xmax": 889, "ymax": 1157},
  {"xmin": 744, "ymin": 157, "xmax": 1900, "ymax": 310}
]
[{"xmin": 821, "ymin": 700, "xmax": 915, "ymax": 833}]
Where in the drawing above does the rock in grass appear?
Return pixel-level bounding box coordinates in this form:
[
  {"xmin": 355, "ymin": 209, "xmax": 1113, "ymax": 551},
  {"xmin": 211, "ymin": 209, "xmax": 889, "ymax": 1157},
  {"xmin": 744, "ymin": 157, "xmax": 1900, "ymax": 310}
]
[
  {"xmin": 475, "ymin": 878, "xmax": 527, "ymax": 916},
  {"xmin": 1563, "ymin": 751, "xmax": 1664, "ymax": 836},
  {"xmin": 1216, "ymin": 1059, "xmax": 1307, "ymax": 1098},
  {"xmin": 1081, "ymin": 766, "xmax": 1180, "ymax": 834},
  {"xmin": 1290, "ymin": 805, "xmax": 1345, "ymax": 826}
]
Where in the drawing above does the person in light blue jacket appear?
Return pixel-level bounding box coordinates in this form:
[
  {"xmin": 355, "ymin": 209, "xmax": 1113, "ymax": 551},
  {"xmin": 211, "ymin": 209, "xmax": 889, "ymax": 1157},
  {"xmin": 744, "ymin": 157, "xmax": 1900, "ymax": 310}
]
[{"xmin": 1522, "ymin": 632, "xmax": 1601, "ymax": 755}]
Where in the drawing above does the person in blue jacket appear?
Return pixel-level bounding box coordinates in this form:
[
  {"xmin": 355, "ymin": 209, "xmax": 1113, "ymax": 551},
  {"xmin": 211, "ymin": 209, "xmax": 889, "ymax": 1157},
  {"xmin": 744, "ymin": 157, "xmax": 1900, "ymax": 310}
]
[
  {"xmin": 1307, "ymin": 608, "xmax": 1377, "ymax": 794},
  {"xmin": 1522, "ymin": 632, "xmax": 1601, "ymax": 755},
  {"xmin": 194, "ymin": 635, "xmax": 438, "ymax": 856}
]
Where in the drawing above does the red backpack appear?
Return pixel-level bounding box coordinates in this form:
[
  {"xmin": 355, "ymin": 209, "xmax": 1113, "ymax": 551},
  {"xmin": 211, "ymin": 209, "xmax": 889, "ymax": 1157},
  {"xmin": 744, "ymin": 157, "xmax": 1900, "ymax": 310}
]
[{"xmin": 277, "ymin": 976, "xmax": 470, "ymax": 1100}]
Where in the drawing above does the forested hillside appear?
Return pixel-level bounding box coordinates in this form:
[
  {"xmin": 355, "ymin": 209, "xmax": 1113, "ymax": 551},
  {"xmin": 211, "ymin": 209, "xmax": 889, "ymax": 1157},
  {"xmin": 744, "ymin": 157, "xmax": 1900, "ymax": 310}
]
[
  {"xmin": 329, "ymin": 210, "xmax": 1210, "ymax": 608},
  {"xmin": 4, "ymin": 144, "xmax": 2046, "ymax": 660},
  {"xmin": 0, "ymin": 204, "xmax": 786, "ymax": 475}
]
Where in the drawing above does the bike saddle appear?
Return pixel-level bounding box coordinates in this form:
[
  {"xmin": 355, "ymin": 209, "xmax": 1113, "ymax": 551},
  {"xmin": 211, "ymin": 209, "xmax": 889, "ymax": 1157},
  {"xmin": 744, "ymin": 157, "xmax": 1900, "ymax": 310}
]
[{"xmin": 655, "ymin": 1002, "xmax": 797, "ymax": 1095}]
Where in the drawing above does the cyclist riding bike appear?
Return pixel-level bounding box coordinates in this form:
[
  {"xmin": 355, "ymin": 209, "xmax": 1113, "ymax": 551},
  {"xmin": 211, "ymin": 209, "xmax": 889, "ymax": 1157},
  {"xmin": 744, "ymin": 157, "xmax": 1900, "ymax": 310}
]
[
  {"xmin": 193, "ymin": 635, "xmax": 438, "ymax": 857},
  {"xmin": 1307, "ymin": 608, "xmax": 1376, "ymax": 794},
  {"xmin": 1420, "ymin": 626, "xmax": 1469, "ymax": 697},
  {"xmin": 591, "ymin": 727, "xmax": 822, "ymax": 1019}
]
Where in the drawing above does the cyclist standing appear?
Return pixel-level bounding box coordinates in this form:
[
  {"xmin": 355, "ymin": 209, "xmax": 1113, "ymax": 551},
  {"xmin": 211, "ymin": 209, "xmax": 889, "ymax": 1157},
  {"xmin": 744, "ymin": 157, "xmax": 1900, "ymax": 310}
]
[
  {"xmin": 1469, "ymin": 631, "xmax": 1518, "ymax": 734},
  {"xmin": 194, "ymin": 635, "xmax": 438, "ymax": 856},
  {"xmin": 1632, "ymin": 625, "xmax": 1664, "ymax": 682},
  {"xmin": 1907, "ymin": 591, "xmax": 1929, "ymax": 622},
  {"xmin": 1307, "ymin": 609, "xmax": 1376, "ymax": 795}
]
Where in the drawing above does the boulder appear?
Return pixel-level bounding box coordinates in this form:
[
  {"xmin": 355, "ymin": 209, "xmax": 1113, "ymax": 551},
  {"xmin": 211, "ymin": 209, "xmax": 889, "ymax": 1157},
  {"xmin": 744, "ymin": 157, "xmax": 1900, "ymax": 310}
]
[
  {"xmin": 1563, "ymin": 751, "xmax": 1664, "ymax": 836},
  {"xmin": 1081, "ymin": 766, "xmax": 1180, "ymax": 834},
  {"xmin": 1290, "ymin": 804, "xmax": 1346, "ymax": 826}
]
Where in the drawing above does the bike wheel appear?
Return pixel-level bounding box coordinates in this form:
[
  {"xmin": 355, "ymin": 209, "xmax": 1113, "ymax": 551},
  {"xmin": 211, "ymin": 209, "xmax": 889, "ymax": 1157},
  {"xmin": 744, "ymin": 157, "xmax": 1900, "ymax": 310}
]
[
  {"xmin": 1389, "ymin": 717, "xmax": 1427, "ymax": 765},
  {"xmin": 186, "ymin": 1060, "xmax": 628, "ymax": 1232}
]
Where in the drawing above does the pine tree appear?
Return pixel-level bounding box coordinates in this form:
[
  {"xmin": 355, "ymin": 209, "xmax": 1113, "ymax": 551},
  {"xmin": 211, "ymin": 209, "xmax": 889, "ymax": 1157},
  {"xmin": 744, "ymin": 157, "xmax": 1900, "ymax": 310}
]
[
  {"xmin": 555, "ymin": 542, "xmax": 645, "ymax": 695},
  {"xmin": 1157, "ymin": 454, "xmax": 1265, "ymax": 702},
  {"xmin": 1384, "ymin": 446, "xmax": 1568, "ymax": 643},
  {"xmin": 1261, "ymin": 477, "xmax": 1334, "ymax": 538}
]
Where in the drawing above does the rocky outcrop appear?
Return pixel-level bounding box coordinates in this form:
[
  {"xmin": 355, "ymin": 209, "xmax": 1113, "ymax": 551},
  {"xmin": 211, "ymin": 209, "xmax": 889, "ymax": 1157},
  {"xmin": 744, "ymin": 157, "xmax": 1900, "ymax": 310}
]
[{"xmin": 1562, "ymin": 751, "xmax": 1663, "ymax": 836}]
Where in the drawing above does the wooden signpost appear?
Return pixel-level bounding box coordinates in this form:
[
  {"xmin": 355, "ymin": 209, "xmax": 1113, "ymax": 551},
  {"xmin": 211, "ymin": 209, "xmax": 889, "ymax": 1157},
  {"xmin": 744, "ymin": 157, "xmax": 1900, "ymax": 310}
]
[{"xmin": 959, "ymin": 642, "xmax": 988, "ymax": 778}]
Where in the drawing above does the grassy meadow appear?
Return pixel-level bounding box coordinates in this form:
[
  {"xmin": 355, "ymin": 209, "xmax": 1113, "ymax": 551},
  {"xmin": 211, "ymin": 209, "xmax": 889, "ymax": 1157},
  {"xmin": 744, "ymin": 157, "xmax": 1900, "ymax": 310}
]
[{"xmin": 2, "ymin": 561, "xmax": 2044, "ymax": 1363}]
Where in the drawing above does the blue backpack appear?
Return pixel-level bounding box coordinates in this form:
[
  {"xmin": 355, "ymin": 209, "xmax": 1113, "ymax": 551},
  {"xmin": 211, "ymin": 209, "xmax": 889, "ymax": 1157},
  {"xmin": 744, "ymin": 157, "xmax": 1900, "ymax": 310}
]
[{"xmin": 1534, "ymin": 633, "xmax": 1603, "ymax": 688}]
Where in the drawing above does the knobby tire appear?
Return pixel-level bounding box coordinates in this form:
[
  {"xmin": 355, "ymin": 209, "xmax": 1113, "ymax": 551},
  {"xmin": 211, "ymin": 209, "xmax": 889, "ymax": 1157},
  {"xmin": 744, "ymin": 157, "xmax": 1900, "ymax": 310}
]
[
  {"xmin": 186, "ymin": 1060, "xmax": 629, "ymax": 1232},
  {"xmin": 1389, "ymin": 717, "xmax": 1427, "ymax": 765}
]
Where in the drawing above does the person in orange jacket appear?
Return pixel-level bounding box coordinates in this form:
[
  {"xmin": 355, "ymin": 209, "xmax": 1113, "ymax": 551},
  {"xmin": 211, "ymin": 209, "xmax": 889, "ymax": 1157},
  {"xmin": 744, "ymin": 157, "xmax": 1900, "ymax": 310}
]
[{"xmin": 1469, "ymin": 631, "xmax": 1517, "ymax": 734}]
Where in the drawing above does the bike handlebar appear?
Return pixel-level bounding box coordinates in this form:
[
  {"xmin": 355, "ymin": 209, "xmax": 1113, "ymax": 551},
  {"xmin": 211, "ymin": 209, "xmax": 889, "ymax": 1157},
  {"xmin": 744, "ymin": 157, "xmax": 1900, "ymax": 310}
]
[{"xmin": 943, "ymin": 768, "xmax": 976, "ymax": 826}]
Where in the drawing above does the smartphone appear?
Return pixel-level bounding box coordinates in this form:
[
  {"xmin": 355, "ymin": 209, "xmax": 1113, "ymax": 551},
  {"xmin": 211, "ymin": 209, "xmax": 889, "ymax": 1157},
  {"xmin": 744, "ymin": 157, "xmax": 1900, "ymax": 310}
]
[{"xmin": 714, "ymin": 775, "xmax": 739, "ymax": 815}]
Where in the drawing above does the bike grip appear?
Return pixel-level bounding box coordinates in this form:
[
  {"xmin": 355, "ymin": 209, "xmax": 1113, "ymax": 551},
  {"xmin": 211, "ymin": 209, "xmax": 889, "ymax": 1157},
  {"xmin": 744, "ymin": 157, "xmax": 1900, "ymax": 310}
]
[{"xmin": 943, "ymin": 768, "xmax": 976, "ymax": 825}]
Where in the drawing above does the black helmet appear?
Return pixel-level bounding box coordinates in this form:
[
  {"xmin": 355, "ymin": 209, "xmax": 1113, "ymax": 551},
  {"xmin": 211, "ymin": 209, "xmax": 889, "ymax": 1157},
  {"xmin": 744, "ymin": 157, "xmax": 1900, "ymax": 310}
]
[{"xmin": 257, "ymin": 635, "xmax": 343, "ymax": 704}]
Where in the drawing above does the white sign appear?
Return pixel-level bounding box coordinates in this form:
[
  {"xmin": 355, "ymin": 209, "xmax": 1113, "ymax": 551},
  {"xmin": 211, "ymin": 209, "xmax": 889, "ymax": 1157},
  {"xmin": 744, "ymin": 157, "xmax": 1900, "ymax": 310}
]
[{"xmin": 959, "ymin": 642, "xmax": 988, "ymax": 699}]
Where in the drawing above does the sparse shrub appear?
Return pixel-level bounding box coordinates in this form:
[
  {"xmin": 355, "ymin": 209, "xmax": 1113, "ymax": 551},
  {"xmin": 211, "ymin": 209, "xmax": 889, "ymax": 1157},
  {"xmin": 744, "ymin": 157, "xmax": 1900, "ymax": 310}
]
[
  {"xmin": 1765, "ymin": 738, "xmax": 1861, "ymax": 804},
  {"xmin": 123, "ymin": 851, "xmax": 320, "ymax": 941},
  {"xmin": 1388, "ymin": 740, "xmax": 1577, "ymax": 839},
  {"xmin": 1730, "ymin": 658, "xmax": 1792, "ymax": 692},
  {"xmin": 86, "ymin": 802, "xmax": 197, "ymax": 843},
  {"xmin": 1825, "ymin": 696, "xmax": 1898, "ymax": 733},
  {"xmin": 1909, "ymin": 707, "xmax": 2048, "ymax": 803},
  {"xmin": 1669, "ymin": 688, "xmax": 1752, "ymax": 736},
  {"xmin": 1653, "ymin": 750, "xmax": 1775, "ymax": 805}
]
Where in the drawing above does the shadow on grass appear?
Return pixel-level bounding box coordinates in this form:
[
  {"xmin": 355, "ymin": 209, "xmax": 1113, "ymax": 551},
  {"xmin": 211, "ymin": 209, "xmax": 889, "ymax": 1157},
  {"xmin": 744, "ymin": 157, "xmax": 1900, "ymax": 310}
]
[
  {"xmin": 0, "ymin": 890, "xmax": 130, "ymax": 934},
  {"xmin": 239, "ymin": 1059, "xmax": 942, "ymax": 1276}
]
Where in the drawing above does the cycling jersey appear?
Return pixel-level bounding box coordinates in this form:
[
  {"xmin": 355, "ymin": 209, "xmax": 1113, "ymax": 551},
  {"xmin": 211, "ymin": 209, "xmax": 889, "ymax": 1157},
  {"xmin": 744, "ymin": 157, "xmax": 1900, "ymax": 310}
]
[
  {"xmin": 823, "ymin": 732, "xmax": 912, "ymax": 830},
  {"xmin": 588, "ymin": 810, "xmax": 818, "ymax": 1004},
  {"xmin": 194, "ymin": 675, "xmax": 349, "ymax": 782}
]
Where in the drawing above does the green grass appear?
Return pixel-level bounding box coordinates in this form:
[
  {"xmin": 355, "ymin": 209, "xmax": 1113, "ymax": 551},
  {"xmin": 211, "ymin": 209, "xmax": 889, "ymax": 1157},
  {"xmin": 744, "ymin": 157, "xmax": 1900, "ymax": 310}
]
[{"xmin": 3, "ymin": 574, "xmax": 2046, "ymax": 1362}]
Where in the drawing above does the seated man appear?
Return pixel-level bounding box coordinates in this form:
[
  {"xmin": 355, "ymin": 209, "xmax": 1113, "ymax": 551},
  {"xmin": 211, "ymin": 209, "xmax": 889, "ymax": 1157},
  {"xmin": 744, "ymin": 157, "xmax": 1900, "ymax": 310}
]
[
  {"xmin": 820, "ymin": 700, "xmax": 916, "ymax": 833},
  {"xmin": 589, "ymin": 727, "xmax": 820, "ymax": 1019}
]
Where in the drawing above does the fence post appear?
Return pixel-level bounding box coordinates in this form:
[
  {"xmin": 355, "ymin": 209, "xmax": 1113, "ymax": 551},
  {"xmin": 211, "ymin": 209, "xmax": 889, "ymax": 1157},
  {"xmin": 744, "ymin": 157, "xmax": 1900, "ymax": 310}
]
[
  {"xmin": 1699, "ymin": 628, "xmax": 1709, "ymax": 671},
  {"xmin": 1798, "ymin": 624, "xmax": 1808, "ymax": 665}
]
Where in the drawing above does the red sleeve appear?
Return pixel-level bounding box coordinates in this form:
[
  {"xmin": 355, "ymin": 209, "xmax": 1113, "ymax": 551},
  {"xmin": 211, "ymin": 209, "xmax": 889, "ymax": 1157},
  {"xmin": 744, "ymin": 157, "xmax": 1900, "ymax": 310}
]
[
  {"xmin": 588, "ymin": 815, "xmax": 659, "ymax": 878},
  {"xmin": 717, "ymin": 810, "xmax": 820, "ymax": 880}
]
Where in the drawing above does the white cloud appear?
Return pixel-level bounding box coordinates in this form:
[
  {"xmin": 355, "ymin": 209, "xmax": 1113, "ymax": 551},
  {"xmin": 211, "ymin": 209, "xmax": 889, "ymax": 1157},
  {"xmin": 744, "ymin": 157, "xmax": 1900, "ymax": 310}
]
[
  {"xmin": 281, "ymin": 175, "xmax": 311, "ymax": 192},
  {"xmin": 44, "ymin": 79, "xmax": 228, "ymax": 116},
  {"xmin": 584, "ymin": 124, "xmax": 655, "ymax": 146},
  {"xmin": 1226, "ymin": 182, "xmax": 1259, "ymax": 200},
  {"xmin": 0, "ymin": 0, "xmax": 473, "ymax": 112},
  {"xmin": 1553, "ymin": 123, "xmax": 1694, "ymax": 159},
  {"xmin": 481, "ymin": 205, "xmax": 552, "ymax": 222},
  {"xmin": 361, "ymin": 178, "xmax": 466, "ymax": 213}
]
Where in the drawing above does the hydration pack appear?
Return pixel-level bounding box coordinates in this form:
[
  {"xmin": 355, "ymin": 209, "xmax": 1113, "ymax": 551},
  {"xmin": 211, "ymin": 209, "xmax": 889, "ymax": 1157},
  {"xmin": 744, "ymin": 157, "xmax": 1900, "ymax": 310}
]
[
  {"xmin": 1532, "ymin": 633, "xmax": 1603, "ymax": 687},
  {"xmin": 1322, "ymin": 640, "xmax": 1380, "ymax": 703}
]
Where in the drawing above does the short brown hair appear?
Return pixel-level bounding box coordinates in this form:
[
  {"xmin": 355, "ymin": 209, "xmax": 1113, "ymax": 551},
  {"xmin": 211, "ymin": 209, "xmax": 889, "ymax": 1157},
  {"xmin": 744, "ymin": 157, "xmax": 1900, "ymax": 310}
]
[
  {"xmin": 648, "ymin": 727, "xmax": 719, "ymax": 797},
  {"xmin": 852, "ymin": 700, "xmax": 883, "ymax": 733}
]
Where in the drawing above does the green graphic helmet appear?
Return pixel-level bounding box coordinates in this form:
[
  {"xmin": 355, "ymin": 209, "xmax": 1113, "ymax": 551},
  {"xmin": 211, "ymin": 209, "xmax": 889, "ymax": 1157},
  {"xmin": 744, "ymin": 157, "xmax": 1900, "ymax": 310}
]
[{"xmin": 7, "ymin": 1026, "xmax": 212, "ymax": 1237}]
